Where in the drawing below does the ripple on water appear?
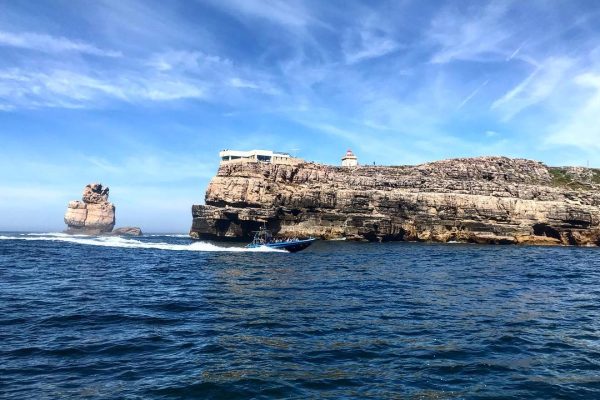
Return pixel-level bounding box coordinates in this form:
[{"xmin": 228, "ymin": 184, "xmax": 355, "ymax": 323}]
[{"xmin": 1, "ymin": 237, "xmax": 600, "ymax": 399}]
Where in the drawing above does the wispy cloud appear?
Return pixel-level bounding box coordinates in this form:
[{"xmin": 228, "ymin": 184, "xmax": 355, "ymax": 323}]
[
  {"xmin": 146, "ymin": 50, "xmax": 231, "ymax": 72},
  {"xmin": 344, "ymin": 30, "xmax": 400, "ymax": 64},
  {"xmin": 457, "ymin": 79, "xmax": 489, "ymax": 110},
  {"xmin": 429, "ymin": 2, "xmax": 513, "ymax": 64},
  {"xmin": 0, "ymin": 30, "xmax": 121, "ymax": 57},
  {"xmin": 229, "ymin": 77, "xmax": 260, "ymax": 89},
  {"xmin": 4, "ymin": 0, "xmax": 600, "ymax": 231},
  {"xmin": 0, "ymin": 68, "xmax": 206, "ymax": 109},
  {"xmin": 491, "ymin": 57, "xmax": 574, "ymax": 120},
  {"xmin": 206, "ymin": 0, "xmax": 315, "ymax": 28},
  {"xmin": 506, "ymin": 40, "xmax": 527, "ymax": 61},
  {"xmin": 81, "ymin": 153, "xmax": 217, "ymax": 182},
  {"xmin": 546, "ymin": 72, "xmax": 600, "ymax": 151}
]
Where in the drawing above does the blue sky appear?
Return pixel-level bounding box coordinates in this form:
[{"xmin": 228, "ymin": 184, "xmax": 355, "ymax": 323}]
[{"xmin": 1, "ymin": 0, "xmax": 600, "ymax": 232}]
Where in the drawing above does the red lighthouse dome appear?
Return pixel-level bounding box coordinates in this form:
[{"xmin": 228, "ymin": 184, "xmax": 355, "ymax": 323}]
[{"xmin": 341, "ymin": 148, "xmax": 358, "ymax": 167}]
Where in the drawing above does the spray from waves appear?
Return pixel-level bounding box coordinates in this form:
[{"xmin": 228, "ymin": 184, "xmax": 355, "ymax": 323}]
[
  {"xmin": 25, "ymin": 232, "xmax": 89, "ymax": 238},
  {"xmin": 146, "ymin": 234, "xmax": 190, "ymax": 238},
  {"xmin": 0, "ymin": 233, "xmax": 286, "ymax": 253}
]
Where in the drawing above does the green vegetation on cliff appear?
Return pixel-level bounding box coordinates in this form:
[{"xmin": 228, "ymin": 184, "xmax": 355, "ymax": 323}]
[{"xmin": 548, "ymin": 167, "xmax": 600, "ymax": 189}]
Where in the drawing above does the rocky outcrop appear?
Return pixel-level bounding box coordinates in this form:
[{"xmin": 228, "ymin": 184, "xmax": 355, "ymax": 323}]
[
  {"xmin": 190, "ymin": 157, "xmax": 600, "ymax": 246},
  {"xmin": 111, "ymin": 227, "xmax": 143, "ymax": 236},
  {"xmin": 65, "ymin": 183, "xmax": 115, "ymax": 234},
  {"xmin": 64, "ymin": 183, "xmax": 141, "ymax": 236}
]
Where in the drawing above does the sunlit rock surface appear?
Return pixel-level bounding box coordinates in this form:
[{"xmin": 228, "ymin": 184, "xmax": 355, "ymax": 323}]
[
  {"xmin": 65, "ymin": 183, "xmax": 115, "ymax": 234},
  {"xmin": 190, "ymin": 157, "xmax": 600, "ymax": 246},
  {"xmin": 64, "ymin": 183, "xmax": 142, "ymax": 236}
]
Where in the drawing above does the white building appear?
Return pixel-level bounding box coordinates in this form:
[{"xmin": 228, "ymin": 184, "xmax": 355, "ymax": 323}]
[
  {"xmin": 219, "ymin": 149, "xmax": 298, "ymax": 164},
  {"xmin": 341, "ymin": 149, "xmax": 358, "ymax": 167}
]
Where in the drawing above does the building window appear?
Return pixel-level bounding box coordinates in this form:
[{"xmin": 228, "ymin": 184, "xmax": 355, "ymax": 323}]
[{"xmin": 257, "ymin": 155, "xmax": 272, "ymax": 162}]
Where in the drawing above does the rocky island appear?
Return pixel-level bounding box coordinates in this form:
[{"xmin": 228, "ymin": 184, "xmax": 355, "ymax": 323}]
[
  {"xmin": 64, "ymin": 183, "xmax": 142, "ymax": 236},
  {"xmin": 190, "ymin": 153, "xmax": 600, "ymax": 246}
]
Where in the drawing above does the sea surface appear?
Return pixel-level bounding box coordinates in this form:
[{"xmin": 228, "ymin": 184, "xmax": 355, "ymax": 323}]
[{"xmin": 1, "ymin": 233, "xmax": 600, "ymax": 399}]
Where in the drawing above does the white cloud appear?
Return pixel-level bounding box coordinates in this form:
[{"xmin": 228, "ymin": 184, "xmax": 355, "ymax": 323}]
[
  {"xmin": 228, "ymin": 77, "xmax": 281, "ymax": 96},
  {"xmin": 74, "ymin": 152, "xmax": 218, "ymax": 184},
  {"xmin": 429, "ymin": 3, "xmax": 513, "ymax": 64},
  {"xmin": 229, "ymin": 77, "xmax": 260, "ymax": 89},
  {"xmin": 0, "ymin": 41, "xmax": 286, "ymax": 110},
  {"xmin": 146, "ymin": 50, "xmax": 231, "ymax": 72},
  {"xmin": 208, "ymin": 0, "xmax": 314, "ymax": 27},
  {"xmin": 0, "ymin": 68, "xmax": 206, "ymax": 109},
  {"xmin": 344, "ymin": 30, "xmax": 399, "ymax": 64},
  {"xmin": 0, "ymin": 185, "xmax": 71, "ymax": 204},
  {"xmin": 491, "ymin": 57, "xmax": 574, "ymax": 120},
  {"xmin": 87, "ymin": 157, "xmax": 122, "ymax": 174},
  {"xmin": 546, "ymin": 72, "xmax": 600, "ymax": 151},
  {"xmin": 1, "ymin": 0, "xmax": 599, "ymax": 169},
  {"xmin": 457, "ymin": 79, "xmax": 489, "ymax": 109},
  {"xmin": 142, "ymin": 80, "xmax": 205, "ymax": 101},
  {"xmin": 0, "ymin": 30, "xmax": 121, "ymax": 57},
  {"xmin": 506, "ymin": 40, "xmax": 527, "ymax": 61}
]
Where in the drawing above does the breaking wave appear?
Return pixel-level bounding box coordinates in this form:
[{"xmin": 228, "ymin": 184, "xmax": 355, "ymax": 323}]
[
  {"xmin": 146, "ymin": 234, "xmax": 190, "ymax": 238},
  {"xmin": 0, "ymin": 233, "xmax": 284, "ymax": 252}
]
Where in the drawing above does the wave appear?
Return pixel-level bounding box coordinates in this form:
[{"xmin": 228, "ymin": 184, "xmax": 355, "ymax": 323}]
[
  {"xmin": 25, "ymin": 232, "xmax": 89, "ymax": 238},
  {"xmin": 0, "ymin": 234, "xmax": 285, "ymax": 253},
  {"xmin": 146, "ymin": 234, "xmax": 190, "ymax": 238}
]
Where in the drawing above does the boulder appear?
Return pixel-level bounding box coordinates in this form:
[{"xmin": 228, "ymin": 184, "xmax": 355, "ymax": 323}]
[{"xmin": 111, "ymin": 227, "xmax": 143, "ymax": 236}]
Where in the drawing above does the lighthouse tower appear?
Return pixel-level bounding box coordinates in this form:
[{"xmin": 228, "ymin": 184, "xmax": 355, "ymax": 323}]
[{"xmin": 341, "ymin": 149, "xmax": 358, "ymax": 167}]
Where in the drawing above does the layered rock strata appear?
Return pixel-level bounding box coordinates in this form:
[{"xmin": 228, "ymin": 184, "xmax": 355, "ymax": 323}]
[
  {"xmin": 64, "ymin": 183, "xmax": 142, "ymax": 236},
  {"xmin": 190, "ymin": 157, "xmax": 600, "ymax": 246},
  {"xmin": 65, "ymin": 183, "xmax": 115, "ymax": 234}
]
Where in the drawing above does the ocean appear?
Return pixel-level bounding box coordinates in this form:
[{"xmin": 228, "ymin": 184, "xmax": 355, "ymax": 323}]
[{"xmin": 1, "ymin": 233, "xmax": 599, "ymax": 399}]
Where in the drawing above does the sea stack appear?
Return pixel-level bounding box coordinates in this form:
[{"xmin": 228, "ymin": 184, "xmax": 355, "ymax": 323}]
[
  {"xmin": 190, "ymin": 153, "xmax": 600, "ymax": 246},
  {"xmin": 64, "ymin": 183, "xmax": 142, "ymax": 236},
  {"xmin": 65, "ymin": 183, "xmax": 115, "ymax": 234}
]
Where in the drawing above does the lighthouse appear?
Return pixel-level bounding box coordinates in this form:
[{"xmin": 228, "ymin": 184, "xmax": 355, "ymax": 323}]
[{"xmin": 341, "ymin": 149, "xmax": 358, "ymax": 167}]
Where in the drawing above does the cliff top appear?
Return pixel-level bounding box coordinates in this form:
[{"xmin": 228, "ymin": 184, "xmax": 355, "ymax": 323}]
[
  {"xmin": 215, "ymin": 156, "xmax": 600, "ymax": 189},
  {"xmin": 82, "ymin": 183, "xmax": 110, "ymax": 204}
]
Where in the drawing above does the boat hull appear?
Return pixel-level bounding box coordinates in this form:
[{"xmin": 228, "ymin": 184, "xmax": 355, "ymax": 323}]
[{"xmin": 247, "ymin": 238, "xmax": 316, "ymax": 252}]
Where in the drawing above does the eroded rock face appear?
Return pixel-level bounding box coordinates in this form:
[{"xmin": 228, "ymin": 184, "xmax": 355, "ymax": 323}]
[
  {"xmin": 82, "ymin": 183, "xmax": 110, "ymax": 204},
  {"xmin": 64, "ymin": 183, "xmax": 115, "ymax": 234},
  {"xmin": 190, "ymin": 157, "xmax": 600, "ymax": 246}
]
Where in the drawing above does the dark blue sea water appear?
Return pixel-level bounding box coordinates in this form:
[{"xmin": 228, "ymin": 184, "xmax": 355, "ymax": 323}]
[{"xmin": 1, "ymin": 233, "xmax": 600, "ymax": 399}]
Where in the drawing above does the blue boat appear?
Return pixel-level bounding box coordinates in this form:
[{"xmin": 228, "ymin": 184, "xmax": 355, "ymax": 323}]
[{"xmin": 246, "ymin": 227, "xmax": 316, "ymax": 252}]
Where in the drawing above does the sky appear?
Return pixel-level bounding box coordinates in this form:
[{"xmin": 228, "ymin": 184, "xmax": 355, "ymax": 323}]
[{"xmin": 1, "ymin": 0, "xmax": 600, "ymax": 232}]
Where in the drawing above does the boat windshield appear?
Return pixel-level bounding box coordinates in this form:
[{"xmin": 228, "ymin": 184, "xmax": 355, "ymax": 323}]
[
  {"xmin": 251, "ymin": 228, "xmax": 272, "ymax": 244},
  {"xmin": 250, "ymin": 227, "xmax": 311, "ymax": 245}
]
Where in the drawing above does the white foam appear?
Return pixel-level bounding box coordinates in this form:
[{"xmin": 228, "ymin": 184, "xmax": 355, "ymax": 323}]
[
  {"xmin": 146, "ymin": 234, "xmax": 190, "ymax": 238},
  {"xmin": 0, "ymin": 234, "xmax": 285, "ymax": 253},
  {"xmin": 26, "ymin": 232, "xmax": 88, "ymax": 238}
]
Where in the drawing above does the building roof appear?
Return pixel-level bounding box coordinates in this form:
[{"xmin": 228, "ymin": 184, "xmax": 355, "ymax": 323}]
[{"xmin": 342, "ymin": 149, "xmax": 357, "ymax": 159}]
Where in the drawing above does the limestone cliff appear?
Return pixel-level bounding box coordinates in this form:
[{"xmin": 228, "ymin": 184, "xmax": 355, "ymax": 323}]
[{"xmin": 190, "ymin": 157, "xmax": 600, "ymax": 246}]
